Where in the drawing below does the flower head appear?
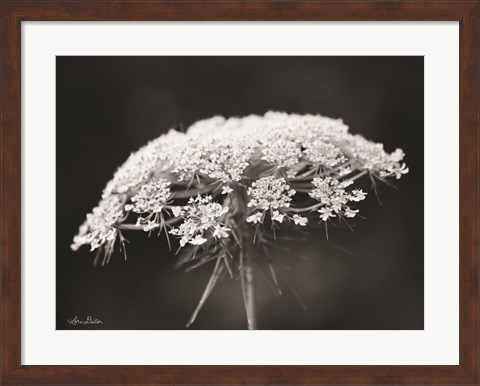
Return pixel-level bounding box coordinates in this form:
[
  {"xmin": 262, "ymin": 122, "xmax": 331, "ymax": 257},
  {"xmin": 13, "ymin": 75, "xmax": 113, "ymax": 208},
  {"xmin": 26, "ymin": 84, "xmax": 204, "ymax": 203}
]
[
  {"xmin": 73, "ymin": 111, "xmax": 407, "ymax": 257},
  {"xmin": 247, "ymin": 176, "xmax": 296, "ymax": 211},
  {"xmin": 169, "ymin": 195, "xmax": 229, "ymax": 247},
  {"xmin": 125, "ymin": 178, "xmax": 171, "ymax": 214},
  {"xmin": 304, "ymin": 140, "xmax": 346, "ymax": 167},
  {"xmin": 71, "ymin": 111, "xmax": 409, "ymax": 328},
  {"xmin": 310, "ymin": 177, "xmax": 367, "ymax": 221},
  {"xmin": 261, "ymin": 139, "xmax": 302, "ymax": 168},
  {"xmin": 71, "ymin": 195, "xmax": 124, "ymax": 252}
]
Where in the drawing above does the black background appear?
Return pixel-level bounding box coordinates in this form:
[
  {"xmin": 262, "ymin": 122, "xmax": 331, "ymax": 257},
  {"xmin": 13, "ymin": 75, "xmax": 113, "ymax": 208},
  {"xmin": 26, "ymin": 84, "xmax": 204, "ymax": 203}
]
[{"xmin": 57, "ymin": 56, "xmax": 424, "ymax": 330}]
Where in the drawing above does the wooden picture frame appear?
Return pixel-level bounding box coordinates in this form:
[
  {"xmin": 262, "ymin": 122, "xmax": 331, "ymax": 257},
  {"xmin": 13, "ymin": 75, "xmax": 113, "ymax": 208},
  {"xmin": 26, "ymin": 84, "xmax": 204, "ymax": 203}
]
[{"xmin": 1, "ymin": 1, "xmax": 478, "ymax": 384}]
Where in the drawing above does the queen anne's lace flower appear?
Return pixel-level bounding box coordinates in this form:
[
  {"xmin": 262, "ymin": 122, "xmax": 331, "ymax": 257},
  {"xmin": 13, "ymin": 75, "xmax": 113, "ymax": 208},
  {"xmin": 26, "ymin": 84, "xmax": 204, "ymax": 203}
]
[
  {"xmin": 71, "ymin": 111, "xmax": 409, "ymax": 329},
  {"xmin": 73, "ymin": 111, "xmax": 407, "ymax": 255},
  {"xmin": 101, "ymin": 134, "xmax": 178, "ymax": 198},
  {"xmin": 122, "ymin": 178, "xmax": 172, "ymax": 232},
  {"xmin": 71, "ymin": 195, "xmax": 124, "ymax": 252},
  {"xmin": 125, "ymin": 178, "xmax": 171, "ymax": 214},
  {"xmin": 247, "ymin": 176, "xmax": 296, "ymax": 224},
  {"xmin": 309, "ymin": 177, "xmax": 367, "ymax": 220},
  {"xmin": 304, "ymin": 140, "xmax": 346, "ymax": 167},
  {"xmin": 169, "ymin": 195, "xmax": 230, "ymax": 247},
  {"xmin": 200, "ymin": 140, "xmax": 255, "ymax": 182},
  {"xmin": 348, "ymin": 137, "xmax": 409, "ymax": 179},
  {"xmin": 247, "ymin": 176, "xmax": 296, "ymax": 210},
  {"xmin": 261, "ymin": 139, "xmax": 302, "ymax": 168}
]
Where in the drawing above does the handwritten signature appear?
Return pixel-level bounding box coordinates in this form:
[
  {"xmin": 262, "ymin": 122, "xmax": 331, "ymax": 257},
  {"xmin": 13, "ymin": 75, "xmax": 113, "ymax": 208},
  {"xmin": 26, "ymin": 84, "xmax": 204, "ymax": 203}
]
[{"xmin": 67, "ymin": 316, "xmax": 104, "ymax": 326}]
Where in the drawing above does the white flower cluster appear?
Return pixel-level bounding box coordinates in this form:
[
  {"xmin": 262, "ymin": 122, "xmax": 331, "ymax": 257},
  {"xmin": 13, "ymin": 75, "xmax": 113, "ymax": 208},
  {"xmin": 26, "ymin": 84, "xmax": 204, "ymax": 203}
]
[
  {"xmin": 92, "ymin": 112, "xmax": 408, "ymax": 195},
  {"xmin": 71, "ymin": 195, "xmax": 124, "ymax": 252},
  {"xmin": 309, "ymin": 177, "xmax": 367, "ymax": 221},
  {"xmin": 246, "ymin": 176, "xmax": 296, "ymax": 224},
  {"xmin": 102, "ymin": 139, "xmax": 162, "ymax": 198},
  {"xmin": 348, "ymin": 137, "xmax": 409, "ymax": 179},
  {"xmin": 304, "ymin": 140, "xmax": 347, "ymax": 167},
  {"xmin": 125, "ymin": 178, "xmax": 171, "ymax": 214},
  {"xmin": 72, "ymin": 111, "xmax": 408, "ymax": 255},
  {"xmin": 173, "ymin": 138, "xmax": 255, "ymax": 182},
  {"xmin": 70, "ymin": 111, "xmax": 411, "ymax": 330},
  {"xmin": 101, "ymin": 129, "xmax": 186, "ymax": 198},
  {"xmin": 247, "ymin": 176, "xmax": 295, "ymax": 210},
  {"xmin": 261, "ymin": 138, "xmax": 302, "ymax": 169},
  {"xmin": 124, "ymin": 178, "xmax": 172, "ymax": 231},
  {"xmin": 163, "ymin": 112, "xmax": 352, "ymax": 181},
  {"xmin": 169, "ymin": 195, "xmax": 230, "ymax": 247}
]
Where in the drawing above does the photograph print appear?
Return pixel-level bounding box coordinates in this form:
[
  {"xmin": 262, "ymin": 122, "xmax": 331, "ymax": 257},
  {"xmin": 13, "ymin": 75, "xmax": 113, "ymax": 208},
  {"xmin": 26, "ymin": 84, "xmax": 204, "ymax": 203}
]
[{"xmin": 57, "ymin": 56, "xmax": 423, "ymax": 330}]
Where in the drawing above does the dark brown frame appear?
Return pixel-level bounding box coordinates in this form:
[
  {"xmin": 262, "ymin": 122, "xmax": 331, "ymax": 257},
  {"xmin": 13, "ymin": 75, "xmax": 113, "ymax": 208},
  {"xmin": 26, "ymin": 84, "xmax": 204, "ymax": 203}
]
[{"xmin": 1, "ymin": 1, "xmax": 478, "ymax": 385}]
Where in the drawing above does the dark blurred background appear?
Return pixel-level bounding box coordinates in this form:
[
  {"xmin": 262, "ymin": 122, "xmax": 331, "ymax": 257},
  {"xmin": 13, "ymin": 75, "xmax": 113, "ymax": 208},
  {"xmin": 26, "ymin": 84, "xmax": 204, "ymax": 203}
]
[{"xmin": 56, "ymin": 56, "xmax": 423, "ymax": 330}]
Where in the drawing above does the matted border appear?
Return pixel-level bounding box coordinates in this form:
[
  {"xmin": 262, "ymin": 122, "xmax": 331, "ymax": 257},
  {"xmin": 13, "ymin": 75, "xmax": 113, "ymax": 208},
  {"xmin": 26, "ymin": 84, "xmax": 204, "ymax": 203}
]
[{"xmin": 1, "ymin": 1, "xmax": 479, "ymax": 384}]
